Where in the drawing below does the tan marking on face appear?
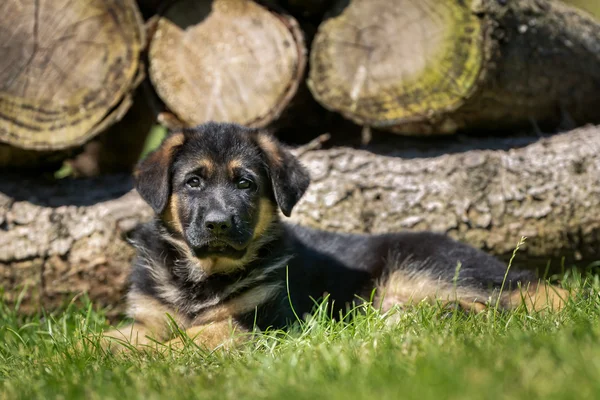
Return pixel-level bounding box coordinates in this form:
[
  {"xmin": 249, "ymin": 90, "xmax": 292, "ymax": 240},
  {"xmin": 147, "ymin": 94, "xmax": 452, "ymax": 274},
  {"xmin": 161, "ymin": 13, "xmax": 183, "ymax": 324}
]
[
  {"xmin": 502, "ymin": 283, "xmax": 570, "ymax": 312},
  {"xmin": 210, "ymin": 198, "xmax": 277, "ymax": 274},
  {"xmin": 163, "ymin": 319, "xmax": 248, "ymax": 351},
  {"xmin": 253, "ymin": 197, "xmax": 276, "ymax": 240},
  {"xmin": 227, "ymin": 158, "xmax": 243, "ymax": 178},
  {"xmin": 176, "ymin": 197, "xmax": 279, "ymax": 276},
  {"xmin": 376, "ymin": 268, "xmax": 489, "ymax": 313},
  {"xmin": 192, "ymin": 284, "xmax": 283, "ymax": 325},
  {"xmin": 161, "ymin": 233, "xmax": 227, "ymax": 277},
  {"xmin": 163, "ymin": 247, "xmax": 240, "ymax": 277},
  {"xmin": 162, "ymin": 193, "xmax": 184, "ymax": 234},
  {"xmin": 256, "ymin": 132, "xmax": 282, "ymax": 167},
  {"xmin": 196, "ymin": 157, "xmax": 215, "ymax": 176}
]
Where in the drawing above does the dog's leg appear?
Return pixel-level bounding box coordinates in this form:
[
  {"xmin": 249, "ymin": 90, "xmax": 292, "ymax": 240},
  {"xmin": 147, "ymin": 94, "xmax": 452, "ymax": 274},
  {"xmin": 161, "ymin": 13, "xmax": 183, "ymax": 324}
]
[
  {"xmin": 101, "ymin": 323, "xmax": 163, "ymax": 353},
  {"xmin": 376, "ymin": 269, "xmax": 490, "ymax": 314},
  {"xmin": 376, "ymin": 269, "xmax": 571, "ymax": 316},
  {"xmin": 501, "ymin": 282, "xmax": 571, "ymax": 312},
  {"xmin": 100, "ymin": 291, "xmax": 190, "ymax": 353},
  {"xmin": 163, "ymin": 319, "xmax": 248, "ymax": 351}
]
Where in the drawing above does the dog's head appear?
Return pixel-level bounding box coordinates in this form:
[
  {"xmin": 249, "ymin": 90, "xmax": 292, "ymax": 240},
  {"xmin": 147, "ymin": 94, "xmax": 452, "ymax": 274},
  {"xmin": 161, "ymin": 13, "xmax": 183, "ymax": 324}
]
[{"xmin": 134, "ymin": 122, "xmax": 310, "ymax": 266}]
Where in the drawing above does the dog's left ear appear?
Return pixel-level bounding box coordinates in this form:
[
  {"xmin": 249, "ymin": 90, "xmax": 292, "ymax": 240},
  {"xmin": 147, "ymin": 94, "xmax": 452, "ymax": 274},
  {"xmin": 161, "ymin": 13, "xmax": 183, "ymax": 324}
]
[
  {"xmin": 254, "ymin": 131, "xmax": 310, "ymax": 217},
  {"xmin": 134, "ymin": 132, "xmax": 185, "ymax": 214}
]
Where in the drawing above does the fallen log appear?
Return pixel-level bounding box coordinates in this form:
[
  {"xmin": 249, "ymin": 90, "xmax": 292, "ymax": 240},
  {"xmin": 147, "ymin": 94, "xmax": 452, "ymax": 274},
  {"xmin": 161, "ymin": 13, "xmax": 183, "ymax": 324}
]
[
  {"xmin": 1, "ymin": 126, "xmax": 599, "ymax": 314},
  {"xmin": 0, "ymin": 0, "xmax": 145, "ymax": 159},
  {"xmin": 293, "ymin": 128, "xmax": 600, "ymax": 264},
  {"xmin": 148, "ymin": 0, "xmax": 306, "ymax": 128},
  {"xmin": 308, "ymin": 0, "xmax": 600, "ymax": 134},
  {"xmin": 0, "ymin": 176, "xmax": 148, "ymax": 316}
]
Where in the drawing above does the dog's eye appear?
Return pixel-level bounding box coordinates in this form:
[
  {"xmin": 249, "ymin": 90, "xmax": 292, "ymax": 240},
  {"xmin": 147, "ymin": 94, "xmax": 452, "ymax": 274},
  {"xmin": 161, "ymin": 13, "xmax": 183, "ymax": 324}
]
[
  {"xmin": 236, "ymin": 178, "xmax": 253, "ymax": 190},
  {"xmin": 186, "ymin": 176, "xmax": 201, "ymax": 188}
]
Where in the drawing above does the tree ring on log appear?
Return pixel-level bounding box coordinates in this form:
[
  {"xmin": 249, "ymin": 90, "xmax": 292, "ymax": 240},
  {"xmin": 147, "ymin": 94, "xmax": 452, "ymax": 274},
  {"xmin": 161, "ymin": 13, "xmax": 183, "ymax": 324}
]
[
  {"xmin": 308, "ymin": 0, "xmax": 483, "ymax": 130},
  {"xmin": 0, "ymin": 0, "xmax": 145, "ymax": 150},
  {"xmin": 148, "ymin": 0, "xmax": 306, "ymax": 128}
]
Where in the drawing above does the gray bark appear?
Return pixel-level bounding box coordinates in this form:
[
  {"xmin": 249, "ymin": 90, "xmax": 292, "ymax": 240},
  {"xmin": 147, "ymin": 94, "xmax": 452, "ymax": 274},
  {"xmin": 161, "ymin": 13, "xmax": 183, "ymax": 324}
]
[
  {"xmin": 0, "ymin": 175, "xmax": 150, "ymax": 317},
  {"xmin": 292, "ymin": 126, "xmax": 600, "ymax": 265}
]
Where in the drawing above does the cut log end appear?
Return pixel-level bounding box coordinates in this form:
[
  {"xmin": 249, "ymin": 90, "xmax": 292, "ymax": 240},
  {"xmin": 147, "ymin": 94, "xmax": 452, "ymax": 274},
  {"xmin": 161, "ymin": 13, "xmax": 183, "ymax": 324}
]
[
  {"xmin": 0, "ymin": 0, "xmax": 144, "ymax": 150},
  {"xmin": 308, "ymin": 0, "xmax": 483, "ymax": 130},
  {"xmin": 149, "ymin": 0, "xmax": 306, "ymax": 128}
]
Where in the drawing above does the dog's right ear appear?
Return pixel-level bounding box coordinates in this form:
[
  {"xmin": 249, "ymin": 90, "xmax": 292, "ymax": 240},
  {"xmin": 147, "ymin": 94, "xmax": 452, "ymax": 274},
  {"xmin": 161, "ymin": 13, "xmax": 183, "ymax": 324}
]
[
  {"xmin": 253, "ymin": 130, "xmax": 310, "ymax": 217},
  {"xmin": 134, "ymin": 132, "xmax": 185, "ymax": 214}
]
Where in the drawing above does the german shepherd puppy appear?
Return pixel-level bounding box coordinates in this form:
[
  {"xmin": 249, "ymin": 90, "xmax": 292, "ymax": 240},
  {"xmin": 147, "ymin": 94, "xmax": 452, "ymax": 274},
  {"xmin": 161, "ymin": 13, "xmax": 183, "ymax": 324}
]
[{"xmin": 103, "ymin": 122, "xmax": 569, "ymax": 351}]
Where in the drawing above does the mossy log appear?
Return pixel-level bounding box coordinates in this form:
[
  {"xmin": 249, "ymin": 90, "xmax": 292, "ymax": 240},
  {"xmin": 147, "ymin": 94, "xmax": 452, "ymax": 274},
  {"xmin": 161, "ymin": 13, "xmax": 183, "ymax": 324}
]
[
  {"xmin": 0, "ymin": 0, "xmax": 145, "ymax": 154},
  {"xmin": 1, "ymin": 126, "xmax": 599, "ymax": 314},
  {"xmin": 308, "ymin": 0, "xmax": 600, "ymax": 134},
  {"xmin": 561, "ymin": 0, "xmax": 600, "ymax": 19},
  {"xmin": 148, "ymin": 0, "xmax": 306, "ymax": 129}
]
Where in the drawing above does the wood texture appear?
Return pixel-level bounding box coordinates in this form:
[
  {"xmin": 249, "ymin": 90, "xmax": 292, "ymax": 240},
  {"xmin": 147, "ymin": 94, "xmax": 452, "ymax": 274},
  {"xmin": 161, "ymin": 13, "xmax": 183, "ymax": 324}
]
[
  {"xmin": 308, "ymin": 0, "xmax": 600, "ymax": 134},
  {"xmin": 0, "ymin": 0, "xmax": 145, "ymax": 150},
  {"xmin": 148, "ymin": 0, "xmax": 306, "ymax": 128},
  {"xmin": 0, "ymin": 175, "xmax": 149, "ymax": 316},
  {"xmin": 1, "ymin": 126, "xmax": 599, "ymax": 313}
]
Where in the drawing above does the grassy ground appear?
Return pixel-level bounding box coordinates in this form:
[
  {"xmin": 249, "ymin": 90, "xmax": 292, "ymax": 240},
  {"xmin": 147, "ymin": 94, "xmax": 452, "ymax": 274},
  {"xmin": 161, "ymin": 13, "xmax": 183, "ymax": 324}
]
[{"xmin": 1, "ymin": 269, "xmax": 600, "ymax": 400}]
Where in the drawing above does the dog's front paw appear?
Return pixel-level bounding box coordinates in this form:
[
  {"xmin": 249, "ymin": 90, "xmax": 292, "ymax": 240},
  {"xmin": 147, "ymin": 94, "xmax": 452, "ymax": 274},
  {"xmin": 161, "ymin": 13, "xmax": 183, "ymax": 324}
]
[
  {"xmin": 97, "ymin": 324, "xmax": 162, "ymax": 354},
  {"xmin": 163, "ymin": 322, "xmax": 247, "ymax": 352}
]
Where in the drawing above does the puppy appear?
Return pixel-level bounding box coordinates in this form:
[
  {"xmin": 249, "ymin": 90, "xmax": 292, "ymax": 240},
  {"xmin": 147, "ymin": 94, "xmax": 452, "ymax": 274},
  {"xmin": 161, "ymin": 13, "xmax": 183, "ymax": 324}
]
[{"xmin": 102, "ymin": 122, "xmax": 569, "ymax": 351}]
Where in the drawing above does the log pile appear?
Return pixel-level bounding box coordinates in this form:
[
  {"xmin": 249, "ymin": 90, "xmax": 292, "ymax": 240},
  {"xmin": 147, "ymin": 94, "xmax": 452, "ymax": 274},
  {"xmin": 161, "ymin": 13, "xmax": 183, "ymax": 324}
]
[
  {"xmin": 0, "ymin": 0, "xmax": 599, "ymax": 314},
  {"xmin": 308, "ymin": 0, "xmax": 600, "ymax": 134},
  {"xmin": 2, "ymin": 0, "xmax": 599, "ymax": 162}
]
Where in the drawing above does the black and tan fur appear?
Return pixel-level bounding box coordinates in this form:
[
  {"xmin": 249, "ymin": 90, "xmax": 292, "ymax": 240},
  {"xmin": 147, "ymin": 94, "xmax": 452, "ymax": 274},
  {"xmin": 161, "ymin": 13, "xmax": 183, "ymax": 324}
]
[{"xmin": 103, "ymin": 122, "xmax": 570, "ymax": 351}]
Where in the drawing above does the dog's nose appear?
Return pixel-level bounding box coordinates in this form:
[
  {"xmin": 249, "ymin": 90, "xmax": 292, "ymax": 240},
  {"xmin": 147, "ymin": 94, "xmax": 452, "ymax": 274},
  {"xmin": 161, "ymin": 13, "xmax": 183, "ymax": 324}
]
[{"xmin": 204, "ymin": 212, "xmax": 233, "ymax": 235}]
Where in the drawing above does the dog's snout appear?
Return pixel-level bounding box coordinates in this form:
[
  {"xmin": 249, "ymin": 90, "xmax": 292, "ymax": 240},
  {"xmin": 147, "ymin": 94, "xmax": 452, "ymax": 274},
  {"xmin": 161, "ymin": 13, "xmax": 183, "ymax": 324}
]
[{"xmin": 204, "ymin": 211, "xmax": 233, "ymax": 235}]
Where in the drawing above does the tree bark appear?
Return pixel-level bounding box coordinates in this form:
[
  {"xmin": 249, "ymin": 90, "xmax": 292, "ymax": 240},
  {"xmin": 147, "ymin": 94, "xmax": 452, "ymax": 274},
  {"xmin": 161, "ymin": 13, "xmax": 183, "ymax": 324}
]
[
  {"xmin": 148, "ymin": 0, "xmax": 306, "ymax": 129},
  {"xmin": 1, "ymin": 126, "xmax": 599, "ymax": 314},
  {"xmin": 292, "ymin": 127, "xmax": 600, "ymax": 265},
  {"xmin": 0, "ymin": 0, "xmax": 145, "ymax": 154},
  {"xmin": 308, "ymin": 0, "xmax": 600, "ymax": 134},
  {"xmin": 0, "ymin": 175, "xmax": 150, "ymax": 316}
]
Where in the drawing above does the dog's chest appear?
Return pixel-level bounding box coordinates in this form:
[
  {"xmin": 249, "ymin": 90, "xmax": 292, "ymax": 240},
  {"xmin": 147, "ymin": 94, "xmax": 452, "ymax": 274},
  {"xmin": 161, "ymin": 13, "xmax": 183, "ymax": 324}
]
[{"xmin": 169, "ymin": 256, "xmax": 290, "ymax": 320}]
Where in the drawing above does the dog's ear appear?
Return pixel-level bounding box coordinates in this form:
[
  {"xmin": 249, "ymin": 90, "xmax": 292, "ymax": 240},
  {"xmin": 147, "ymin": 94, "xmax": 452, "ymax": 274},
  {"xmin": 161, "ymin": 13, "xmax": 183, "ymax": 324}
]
[
  {"xmin": 254, "ymin": 131, "xmax": 310, "ymax": 217},
  {"xmin": 134, "ymin": 132, "xmax": 185, "ymax": 214}
]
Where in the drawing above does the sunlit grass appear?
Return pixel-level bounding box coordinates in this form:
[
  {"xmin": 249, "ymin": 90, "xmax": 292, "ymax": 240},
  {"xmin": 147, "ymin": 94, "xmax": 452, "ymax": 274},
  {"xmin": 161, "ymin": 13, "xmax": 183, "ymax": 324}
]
[{"xmin": 1, "ymin": 268, "xmax": 600, "ymax": 399}]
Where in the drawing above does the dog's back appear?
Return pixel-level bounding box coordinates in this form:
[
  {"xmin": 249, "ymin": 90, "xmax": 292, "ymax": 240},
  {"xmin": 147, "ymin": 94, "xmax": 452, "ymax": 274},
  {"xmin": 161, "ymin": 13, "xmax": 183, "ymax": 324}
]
[{"xmin": 253, "ymin": 224, "xmax": 540, "ymax": 328}]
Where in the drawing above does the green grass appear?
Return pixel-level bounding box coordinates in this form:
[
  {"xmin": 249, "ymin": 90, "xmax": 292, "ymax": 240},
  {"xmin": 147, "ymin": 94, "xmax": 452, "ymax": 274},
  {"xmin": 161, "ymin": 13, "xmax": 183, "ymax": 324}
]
[{"xmin": 1, "ymin": 270, "xmax": 600, "ymax": 400}]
